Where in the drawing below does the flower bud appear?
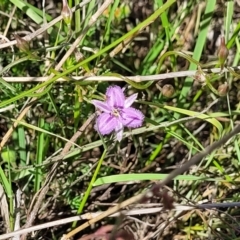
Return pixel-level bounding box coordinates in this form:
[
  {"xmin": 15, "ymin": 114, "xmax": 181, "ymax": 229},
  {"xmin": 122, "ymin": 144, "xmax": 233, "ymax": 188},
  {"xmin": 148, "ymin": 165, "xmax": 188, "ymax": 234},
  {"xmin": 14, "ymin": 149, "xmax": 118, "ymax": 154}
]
[
  {"xmin": 161, "ymin": 84, "xmax": 175, "ymax": 98},
  {"xmin": 13, "ymin": 34, "xmax": 29, "ymax": 53},
  {"xmin": 217, "ymin": 37, "xmax": 229, "ymax": 70},
  {"xmin": 194, "ymin": 67, "xmax": 206, "ymax": 85},
  {"xmin": 218, "ymin": 82, "xmax": 228, "ymax": 96},
  {"xmin": 61, "ymin": 0, "xmax": 72, "ymax": 27}
]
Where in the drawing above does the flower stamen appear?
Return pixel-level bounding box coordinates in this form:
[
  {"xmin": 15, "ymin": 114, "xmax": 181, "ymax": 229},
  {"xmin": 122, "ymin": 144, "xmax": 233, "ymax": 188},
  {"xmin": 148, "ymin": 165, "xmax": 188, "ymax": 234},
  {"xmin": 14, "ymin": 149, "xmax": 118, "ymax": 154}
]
[{"xmin": 112, "ymin": 108, "xmax": 120, "ymax": 117}]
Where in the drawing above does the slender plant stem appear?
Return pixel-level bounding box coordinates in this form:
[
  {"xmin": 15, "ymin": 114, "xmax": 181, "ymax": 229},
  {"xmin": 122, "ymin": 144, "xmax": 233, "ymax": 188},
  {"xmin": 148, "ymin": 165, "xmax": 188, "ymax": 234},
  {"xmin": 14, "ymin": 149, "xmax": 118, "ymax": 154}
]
[{"xmin": 73, "ymin": 148, "xmax": 107, "ymax": 228}]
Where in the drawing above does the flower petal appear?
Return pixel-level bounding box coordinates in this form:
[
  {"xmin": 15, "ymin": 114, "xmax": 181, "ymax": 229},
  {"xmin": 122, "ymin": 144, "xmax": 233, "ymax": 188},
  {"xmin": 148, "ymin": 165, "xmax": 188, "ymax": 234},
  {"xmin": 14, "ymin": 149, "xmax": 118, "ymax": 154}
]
[
  {"xmin": 92, "ymin": 100, "xmax": 111, "ymax": 113},
  {"xmin": 96, "ymin": 113, "xmax": 117, "ymax": 135},
  {"xmin": 115, "ymin": 121, "xmax": 124, "ymax": 142},
  {"xmin": 106, "ymin": 85, "xmax": 125, "ymax": 108},
  {"xmin": 124, "ymin": 93, "xmax": 138, "ymax": 108},
  {"xmin": 121, "ymin": 107, "xmax": 144, "ymax": 128}
]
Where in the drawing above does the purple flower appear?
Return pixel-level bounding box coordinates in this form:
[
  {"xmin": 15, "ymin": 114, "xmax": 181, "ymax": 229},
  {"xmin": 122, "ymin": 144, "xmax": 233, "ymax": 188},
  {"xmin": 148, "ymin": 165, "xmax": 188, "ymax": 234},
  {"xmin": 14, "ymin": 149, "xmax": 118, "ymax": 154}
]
[{"xmin": 92, "ymin": 85, "xmax": 144, "ymax": 141}]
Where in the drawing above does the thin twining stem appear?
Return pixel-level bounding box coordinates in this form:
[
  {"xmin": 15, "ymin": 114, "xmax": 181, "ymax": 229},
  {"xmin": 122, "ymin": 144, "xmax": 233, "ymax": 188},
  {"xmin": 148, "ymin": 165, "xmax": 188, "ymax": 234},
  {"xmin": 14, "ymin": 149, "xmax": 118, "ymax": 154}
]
[{"xmin": 1, "ymin": 66, "xmax": 239, "ymax": 82}]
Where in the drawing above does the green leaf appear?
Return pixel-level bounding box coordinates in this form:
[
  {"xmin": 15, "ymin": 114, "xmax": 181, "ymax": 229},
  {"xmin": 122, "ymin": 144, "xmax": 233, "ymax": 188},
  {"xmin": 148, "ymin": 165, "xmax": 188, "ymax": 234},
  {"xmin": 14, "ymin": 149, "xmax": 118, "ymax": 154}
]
[{"xmin": 164, "ymin": 105, "xmax": 223, "ymax": 133}]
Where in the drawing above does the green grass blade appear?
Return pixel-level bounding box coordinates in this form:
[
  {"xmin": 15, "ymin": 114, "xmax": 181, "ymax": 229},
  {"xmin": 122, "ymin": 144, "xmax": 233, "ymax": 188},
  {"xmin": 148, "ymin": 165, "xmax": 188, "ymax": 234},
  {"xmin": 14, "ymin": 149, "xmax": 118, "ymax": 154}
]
[
  {"xmin": 74, "ymin": 0, "xmax": 81, "ymax": 34},
  {"xmin": 10, "ymin": 0, "xmax": 43, "ymax": 24},
  {"xmin": 17, "ymin": 126, "xmax": 27, "ymax": 166},
  {"xmin": 164, "ymin": 105, "xmax": 223, "ymax": 133},
  {"xmin": 93, "ymin": 173, "xmax": 222, "ymax": 187},
  {"xmin": 225, "ymin": 0, "xmax": 234, "ymax": 41},
  {"xmin": 179, "ymin": 0, "xmax": 217, "ymax": 104},
  {"xmin": 34, "ymin": 118, "xmax": 45, "ymax": 192}
]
